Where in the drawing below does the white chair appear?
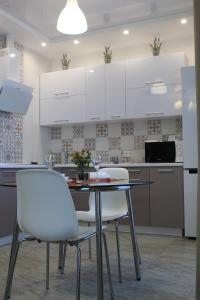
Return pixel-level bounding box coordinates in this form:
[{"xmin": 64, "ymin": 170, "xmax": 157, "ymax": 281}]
[
  {"xmin": 4, "ymin": 169, "xmax": 114, "ymax": 300},
  {"xmin": 77, "ymin": 167, "xmax": 131, "ymax": 283}
]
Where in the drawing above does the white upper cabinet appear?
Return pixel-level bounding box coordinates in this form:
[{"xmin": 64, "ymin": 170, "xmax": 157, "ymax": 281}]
[
  {"xmin": 105, "ymin": 62, "xmax": 126, "ymax": 120},
  {"xmin": 85, "ymin": 65, "xmax": 106, "ymax": 122},
  {"xmin": 40, "ymin": 94, "xmax": 86, "ymax": 126},
  {"xmin": 126, "ymin": 53, "xmax": 186, "ymax": 89},
  {"xmin": 126, "ymin": 84, "xmax": 182, "ymax": 119},
  {"xmin": 40, "ymin": 67, "xmax": 86, "ymax": 99}
]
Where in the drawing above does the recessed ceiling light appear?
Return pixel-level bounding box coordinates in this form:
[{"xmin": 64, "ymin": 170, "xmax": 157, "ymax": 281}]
[
  {"xmin": 180, "ymin": 18, "xmax": 188, "ymax": 24},
  {"xmin": 123, "ymin": 29, "xmax": 130, "ymax": 35},
  {"xmin": 41, "ymin": 42, "xmax": 47, "ymax": 47},
  {"xmin": 89, "ymin": 69, "xmax": 94, "ymax": 73},
  {"xmin": 9, "ymin": 53, "xmax": 16, "ymax": 58},
  {"xmin": 73, "ymin": 39, "xmax": 80, "ymax": 44}
]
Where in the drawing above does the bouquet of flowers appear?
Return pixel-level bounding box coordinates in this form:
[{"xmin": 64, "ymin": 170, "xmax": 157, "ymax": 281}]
[{"xmin": 70, "ymin": 149, "xmax": 91, "ymax": 172}]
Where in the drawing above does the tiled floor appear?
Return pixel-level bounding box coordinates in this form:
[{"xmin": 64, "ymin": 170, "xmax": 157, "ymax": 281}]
[{"xmin": 0, "ymin": 231, "xmax": 196, "ymax": 300}]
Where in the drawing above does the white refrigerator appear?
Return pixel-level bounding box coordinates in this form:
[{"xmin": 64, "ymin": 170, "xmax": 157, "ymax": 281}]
[{"xmin": 182, "ymin": 66, "xmax": 198, "ymax": 237}]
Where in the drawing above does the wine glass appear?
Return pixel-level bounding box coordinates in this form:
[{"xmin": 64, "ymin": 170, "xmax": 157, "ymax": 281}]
[
  {"xmin": 92, "ymin": 155, "xmax": 102, "ymax": 172},
  {"xmin": 44, "ymin": 154, "xmax": 56, "ymax": 169}
]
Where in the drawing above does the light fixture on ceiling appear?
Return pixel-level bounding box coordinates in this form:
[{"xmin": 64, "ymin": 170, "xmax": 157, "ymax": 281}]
[
  {"xmin": 180, "ymin": 18, "xmax": 188, "ymax": 24},
  {"xmin": 123, "ymin": 29, "xmax": 130, "ymax": 35},
  {"xmin": 57, "ymin": 0, "xmax": 88, "ymax": 35},
  {"xmin": 9, "ymin": 53, "xmax": 16, "ymax": 58},
  {"xmin": 41, "ymin": 42, "xmax": 47, "ymax": 47},
  {"xmin": 73, "ymin": 39, "xmax": 80, "ymax": 44}
]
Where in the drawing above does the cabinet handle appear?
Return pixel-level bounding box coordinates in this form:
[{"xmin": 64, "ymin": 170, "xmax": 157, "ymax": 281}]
[
  {"xmin": 54, "ymin": 92, "xmax": 70, "ymax": 96},
  {"xmin": 89, "ymin": 117, "xmax": 101, "ymax": 120},
  {"xmin": 54, "ymin": 120, "xmax": 69, "ymax": 123},
  {"xmin": 145, "ymin": 81, "xmax": 164, "ymax": 85},
  {"xmin": 145, "ymin": 112, "xmax": 165, "ymax": 116},
  {"xmin": 157, "ymin": 169, "xmax": 174, "ymax": 173},
  {"xmin": 110, "ymin": 115, "xmax": 121, "ymax": 119},
  {"xmin": 130, "ymin": 170, "xmax": 141, "ymax": 173}
]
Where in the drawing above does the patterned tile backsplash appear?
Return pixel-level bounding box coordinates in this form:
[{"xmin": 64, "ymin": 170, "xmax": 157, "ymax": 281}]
[
  {"xmin": 49, "ymin": 117, "xmax": 183, "ymax": 164},
  {"xmin": 0, "ymin": 112, "xmax": 23, "ymax": 163}
]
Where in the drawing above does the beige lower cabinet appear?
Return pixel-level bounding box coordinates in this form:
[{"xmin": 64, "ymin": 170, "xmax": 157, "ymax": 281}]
[
  {"xmin": 129, "ymin": 168, "xmax": 150, "ymax": 226},
  {"xmin": 149, "ymin": 167, "xmax": 184, "ymax": 228}
]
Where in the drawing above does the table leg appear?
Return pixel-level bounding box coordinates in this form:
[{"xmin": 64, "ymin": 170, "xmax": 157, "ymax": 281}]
[
  {"xmin": 126, "ymin": 188, "xmax": 141, "ymax": 281},
  {"xmin": 4, "ymin": 217, "xmax": 20, "ymax": 299},
  {"xmin": 95, "ymin": 189, "xmax": 104, "ymax": 300}
]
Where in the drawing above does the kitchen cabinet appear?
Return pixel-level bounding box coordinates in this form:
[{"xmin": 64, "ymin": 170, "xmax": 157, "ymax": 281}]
[
  {"xmin": 149, "ymin": 167, "xmax": 184, "ymax": 228},
  {"xmin": 105, "ymin": 62, "xmax": 126, "ymax": 120},
  {"xmin": 85, "ymin": 65, "xmax": 106, "ymax": 122},
  {"xmin": 129, "ymin": 168, "xmax": 150, "ymax": 226},
  {"xmin": 40, "ymin": 94, "xmax": 86, "ymax": 125},
  {"xmin": 40, "ymin": 67, "xmax": 86, "ymax": 100},
  {"xmin": 126, "ymin": 53, "xmax": 186, "ymax": 89},
  {"xmin": 126, "ymin": 84, "xmax": 182, "ymax": 119}
]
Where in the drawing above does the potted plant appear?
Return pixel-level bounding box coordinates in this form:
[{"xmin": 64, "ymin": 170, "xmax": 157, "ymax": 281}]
[
  {"xmin": 61, "ymin": 53, "xmax": 71, "ymax": 70},
  {"xmin": 103, "ymin": 46, "xmax": 112, "ymax": 63},
  {"xmin": 70, "ymin": 149, "xmax": 91, "ymax": 180},
  {"xmin": 149, "ymin": 37, "xmax": 163, "ymax": 56}
]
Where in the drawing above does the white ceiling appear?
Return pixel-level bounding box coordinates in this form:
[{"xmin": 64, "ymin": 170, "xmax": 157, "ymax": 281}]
[{"xmin": 0, "ymin": 0, "xmax": 194, "ymax": 60}]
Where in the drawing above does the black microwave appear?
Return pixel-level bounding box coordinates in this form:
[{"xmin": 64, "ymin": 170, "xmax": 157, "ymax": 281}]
[{"xmin": 145, "ymin": 141, "xmax": 176, "ymax": 163}]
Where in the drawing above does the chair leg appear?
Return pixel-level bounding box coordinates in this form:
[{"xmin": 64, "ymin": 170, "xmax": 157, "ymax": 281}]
[
  {"xmin": 61, "ymin": 244, "xmax": 67, "ymax": 275},
  {"xmin": 58, "ymin": 243, "xmax": 64, "ymax": 270},
  {"xmin": 75, "ymin": 244, "xmax": 81, "ymax": 300},
  {"xmin": 115, "ymin": 220, "xmax": 122, "ymax": 283},
  {"xmin": 88, "ymin": 222, "xmax": 92, "ymax": 260},
  {"xmin": 136, "ymin": 240, "xmax": 142, "ymax": 265},
  {"xmin": 4, "ymin": 241, "xmax": 20, "ymax": 299},
  {"xmin": 102, "ymin": 232, "xmax": 114, "ymax": 300},
  {"xmin": 46, "ymin": 242, "xmax": 50, "ymax": 290}
]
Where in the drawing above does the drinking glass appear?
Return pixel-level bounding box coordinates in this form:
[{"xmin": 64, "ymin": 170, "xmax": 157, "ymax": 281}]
[{"xmin": 91, "ymin": 155, "xmax": 102, "ymax": 172}]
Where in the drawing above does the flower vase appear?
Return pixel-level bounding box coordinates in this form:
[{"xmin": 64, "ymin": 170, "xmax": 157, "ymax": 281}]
[{"xmin": 77, "ymin": 171, "xmax": 89, "ymax": 181}]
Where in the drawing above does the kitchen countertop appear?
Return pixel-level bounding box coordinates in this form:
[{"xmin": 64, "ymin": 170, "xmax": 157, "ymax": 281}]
[
  {"xmin": 55, "ymin": 162, "xmax": 183, "ymax": 168},
  {"xmin": 0, "ymin": 163, "xmax": 46, "ymax": 169}
]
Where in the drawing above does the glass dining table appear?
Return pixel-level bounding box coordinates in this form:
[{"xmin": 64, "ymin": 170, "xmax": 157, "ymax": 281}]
[{"xmin": 1, "ymin": 177, "xmax": 152, "ymax": 300}]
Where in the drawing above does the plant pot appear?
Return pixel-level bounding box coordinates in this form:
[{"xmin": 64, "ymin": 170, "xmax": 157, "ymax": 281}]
[
  {"xmin": 152, "ymin": 49, "xmax": 160, "ymax": 56},
  {"xmin": 104, "ymin": 58, "xmax": 112, "ymax": 64},
  {"xmin": 62, "ymin": 65, "xmax": 69, "ymax": 70},
  {"xmin": 77, "ymin": 172, "xmax": 89, "ymax": 181}
]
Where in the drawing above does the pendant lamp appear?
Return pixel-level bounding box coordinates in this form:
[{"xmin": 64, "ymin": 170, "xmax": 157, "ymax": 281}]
[{"xmin": 57, "ymin": 0, "xmax": 88, "ymax": 35}]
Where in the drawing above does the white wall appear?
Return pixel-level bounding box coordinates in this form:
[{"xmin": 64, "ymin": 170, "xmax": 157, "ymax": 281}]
[
  {"xmin": 23, "ymin": 49, "xmax": 51, "ymax": 163},
  {"xmin": 51, "ymin": 35, "xmax": 195, "ymax": 71}
]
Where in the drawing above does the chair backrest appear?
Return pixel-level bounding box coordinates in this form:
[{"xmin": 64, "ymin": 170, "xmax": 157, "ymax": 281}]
[
  {"xmin": 89, "ymin": 168, "xmax": 129, "ymax": 216},
  {"xmin": 16, "ymin": 169, "xmax": 79, "ymax": 242}
]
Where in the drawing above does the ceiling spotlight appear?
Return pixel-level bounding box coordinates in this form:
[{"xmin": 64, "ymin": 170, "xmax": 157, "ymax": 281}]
[
  {"xmin": 73, "ymin": 39, "xmax": 80, "ymax": 44},
  {"xmin": 89, "ymin": 69, "xmax": 94, "ymax": 73},
  {"xmin": 9, "ymin": 53, "xmax": 16, "ymax": 58},
  {"xmin": 57, "ymin": 0, "xmax": 88, "ymax": 35},
  {"xmin": 41, "ymin": 42, "xmax": 47, "ymax": 47},
  {"xmin": 123, "ymin": 29, "xmax": 130, "ymax": 35},
  {"xmin": 180, "ymin": 18, "xmax": 188, "ymax": 24}
]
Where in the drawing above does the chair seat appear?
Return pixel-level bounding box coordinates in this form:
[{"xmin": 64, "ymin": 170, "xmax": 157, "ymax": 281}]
[
  {"xmin": 68, "ymin": 225, "xmax": 106, "ymax": 243},
  {"xmin": 77, "ymin": 210, "xmax": 128, "ymax": 222}
]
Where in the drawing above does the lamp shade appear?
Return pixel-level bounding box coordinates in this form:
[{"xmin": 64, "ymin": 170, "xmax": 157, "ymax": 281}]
[{"xmin": 57, "ymin": 0, "xmax": 88, "ymax": 35}]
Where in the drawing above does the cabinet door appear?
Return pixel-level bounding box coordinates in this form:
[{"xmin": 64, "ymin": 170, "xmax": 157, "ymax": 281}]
[
  {"xmin": 40, "ymin": 68, "xmax": 85, "ymax": 99},
  {"xmin": 126, "ymin": 53, "xmax": 186, "ymax": 89},
  {"xmin": 40, "ymin": 95, "xmax": 86, "ymax": 125},
  {"xmin": 129, "ymin": 168, "xmax": 150, "ymax": 226},
  {"xmin": 126, "ymin": 84, "xmax": 182, "ymax": 119},
  {"xmin": 150, "ymin": 167, "xmax": 184, "ymax": 228},
  {"xmin": 86, "ymin": 65, "xmax": 106, "ymax": 122},
  {"xmin": 105, "ymin": 62, "xmax": 126, "ymax": 120}
]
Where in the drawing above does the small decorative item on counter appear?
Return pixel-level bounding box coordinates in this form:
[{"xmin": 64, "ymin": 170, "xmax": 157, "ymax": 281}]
[
  {"xmin": 70, "ymin": 149, "xmax": 91, "ymax": 181},
  {"xmin": 103, "ymin": 46, "xmax": 112, "ymax": 63},
  {"xmin": 149, "ymin": 37, "xmax": 163, "ymax": 56},
  {"xmin": 61, "ymin": 53, "xmax": 71, "ymax": 70}
]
